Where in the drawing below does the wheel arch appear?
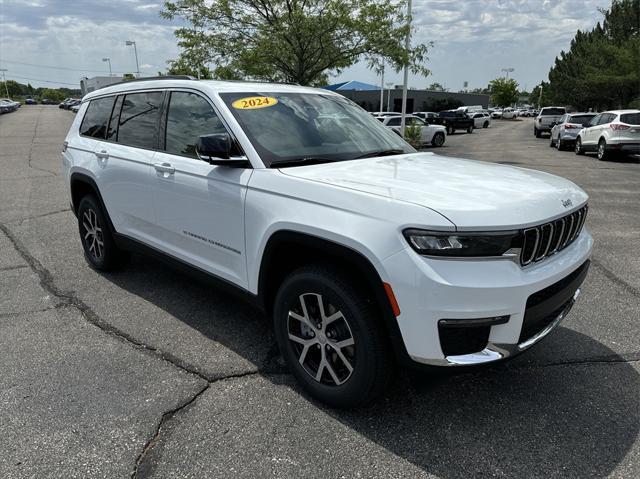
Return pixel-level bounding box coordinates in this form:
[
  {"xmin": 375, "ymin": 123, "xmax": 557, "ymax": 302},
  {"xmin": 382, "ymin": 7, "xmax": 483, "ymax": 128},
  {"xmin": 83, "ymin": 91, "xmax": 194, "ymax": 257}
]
[
  {"xmin": 69, "ymin": 172, "xmax": 116, "ymax": 234},
  {"xmin": 257, "ymin": 230, "xmax": 412, "ymax": 365}
]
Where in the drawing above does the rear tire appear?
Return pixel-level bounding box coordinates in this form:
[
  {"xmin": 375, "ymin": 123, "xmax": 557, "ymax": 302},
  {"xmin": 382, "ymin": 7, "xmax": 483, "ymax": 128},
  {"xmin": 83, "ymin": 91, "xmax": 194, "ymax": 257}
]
[
  {"xmin": 467, "ymin": 125, "xmax": 473, "ymax": 133},
  {"xmin": 77, "ymin": 195, "xmax": 129, "ymax": 271},
  {"xmin": 597, "ymin": 139, "xmax": 609, "ymax": 161},
  {"xmin": 483, "ymin": 121, "xmax": 489, "ymax": 128},
  {"xmin": 549, "ymin": 135, "xmax": 555, "ymax": 147},
  {"xmin": 273, "ymin": 265, "xmax": 394, "ymax": 408},
  {"xmin": 557, "ymin": 138, "xmax": 564, "ymax": 151},
  {"xmin": 535, "ymin": 127, "xmax": 541, "ymax": 138}
]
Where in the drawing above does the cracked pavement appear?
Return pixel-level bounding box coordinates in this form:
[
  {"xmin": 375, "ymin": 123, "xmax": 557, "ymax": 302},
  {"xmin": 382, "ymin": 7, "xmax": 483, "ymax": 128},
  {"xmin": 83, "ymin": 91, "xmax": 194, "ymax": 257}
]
[{"xmin": 0, "ymin": 107, "xmax": 638, "ymax": 478}]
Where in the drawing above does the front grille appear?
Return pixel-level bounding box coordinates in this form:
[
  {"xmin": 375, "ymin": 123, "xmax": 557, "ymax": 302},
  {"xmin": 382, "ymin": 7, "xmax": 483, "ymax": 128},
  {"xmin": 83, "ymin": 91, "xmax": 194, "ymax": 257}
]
[{"xmin": 520, "ymin": 205, "xmax": 588, "ymax": 266}]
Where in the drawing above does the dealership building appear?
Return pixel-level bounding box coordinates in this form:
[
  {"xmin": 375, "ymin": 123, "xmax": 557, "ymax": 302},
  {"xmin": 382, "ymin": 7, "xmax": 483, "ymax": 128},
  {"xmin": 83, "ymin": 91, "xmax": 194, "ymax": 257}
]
[{"xmin": 324, "ymin": 80, "xmax": 490, "ymax": 112}]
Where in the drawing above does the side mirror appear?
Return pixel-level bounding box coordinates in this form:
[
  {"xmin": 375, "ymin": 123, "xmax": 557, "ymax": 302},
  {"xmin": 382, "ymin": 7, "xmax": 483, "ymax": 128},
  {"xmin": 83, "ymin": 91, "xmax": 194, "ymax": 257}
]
[{"xmin": 196, "ymin": 133, "xmax": 248, "ymax": 167}]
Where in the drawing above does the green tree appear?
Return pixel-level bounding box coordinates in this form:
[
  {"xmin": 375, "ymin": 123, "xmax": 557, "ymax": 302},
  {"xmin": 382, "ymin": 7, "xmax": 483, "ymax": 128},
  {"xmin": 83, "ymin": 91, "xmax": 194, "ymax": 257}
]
[
  {"xmin": 122, "ymin": 73, "xmax": 136, "ymax": 81},
  {"xmin": 161, "ymin": 0, "xmax": 432, "ymax": 86},
  {"xmin": 39, "ymin": 88, "xmax": 65, "ymax": 102},
  {"xmin": 530, "ymin": 82, "xmax": 553, "ymax": 108},
  {"xmin": 489, "ymin": 77, "xmax": 519, "ymax": 107},
  {"xmin": 547, "ymin": 0, "xmax": 640, "ymax": 110},
  {"xmin": 427, "ymin": 82, "xmax": 447, "ymax": 91}
]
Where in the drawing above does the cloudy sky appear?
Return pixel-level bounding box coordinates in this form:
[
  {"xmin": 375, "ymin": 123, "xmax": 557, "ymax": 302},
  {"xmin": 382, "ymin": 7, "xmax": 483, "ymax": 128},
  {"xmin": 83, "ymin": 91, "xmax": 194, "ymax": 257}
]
[{"xmin": 0, "ymin": 0, "xmax": 611, "ymax": 91}]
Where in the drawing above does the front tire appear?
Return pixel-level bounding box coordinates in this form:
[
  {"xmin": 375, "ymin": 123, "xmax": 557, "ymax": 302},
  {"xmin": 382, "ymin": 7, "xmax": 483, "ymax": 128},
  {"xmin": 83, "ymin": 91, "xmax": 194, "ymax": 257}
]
[
  {"xmin": 483, "ymin": 121, "xmax": 489, "ymax": 128},
  {"xmin": 431, "ymin": 132, "xmax": 445, "ymax": 147},
  {"xmin": 549, "ymin": 135, "xmax": 555, "ymax": 147},
  {"xmin": 557, "ymin": 138, "xmax": 564, "ymax": 150},
  {"xmin": 446, "ymin": 125, "xmax": 454, "ymax": 135},
  {"xmin": 575, "ymin": 137, "xmax": 584, "ymax": 155},
  {"xmin": 467, "ymin": 125, "xmax": 473, "ymax": 133},
  {"xmin": 273, "ymin": 265, "xmax": 394, "ymax": 408},
  {"xmin": 535, "ymin": 127, "xmax": 541, "ymax": 138},
  {"xmin": 77, "ymin": 195, "xmax": 128, "ymax": 271}
]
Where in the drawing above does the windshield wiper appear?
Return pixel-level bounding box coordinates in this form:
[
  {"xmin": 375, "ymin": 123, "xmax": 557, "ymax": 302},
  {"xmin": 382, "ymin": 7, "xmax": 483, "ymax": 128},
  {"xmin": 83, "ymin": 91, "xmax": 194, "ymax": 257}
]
[
  {"xmin": 354, "ymin": 149, "xmax": 405, "ymax": 159},
  {"xmin": 272, "ymin": 157, "xmax": 338, "ymax": 168}
]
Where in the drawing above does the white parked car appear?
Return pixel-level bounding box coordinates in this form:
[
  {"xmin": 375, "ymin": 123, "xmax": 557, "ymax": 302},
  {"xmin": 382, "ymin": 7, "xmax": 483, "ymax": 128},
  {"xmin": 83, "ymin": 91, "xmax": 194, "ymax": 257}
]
[
  {"xmin": 62, "ymin": 78, "xmax": 592, "ymax": 407},
  {"xmin": 471, "ymin": 112, "xmax": 491, "ymax": 129},
  {"xmin": 575, "ymin": 110, "xmax": 640, "ymax": 160},
  {"xmin": 490, "ymin": 108, "xmax": 503, "ymax": 119},
  {"xmin": 380, "ymin": 114, "xmax": 446, "ymax": 147},
  {"xmin": 502, "ymin": 108, "xmax": 517, "ymax": 120}
]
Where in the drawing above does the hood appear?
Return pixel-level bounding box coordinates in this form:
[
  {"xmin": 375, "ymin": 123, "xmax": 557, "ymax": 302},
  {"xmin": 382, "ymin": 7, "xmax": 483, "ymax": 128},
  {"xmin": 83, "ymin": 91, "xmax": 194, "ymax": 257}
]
[{"xmin": 280, "ymin": 153, "xmax": 588, "ymax": 230}]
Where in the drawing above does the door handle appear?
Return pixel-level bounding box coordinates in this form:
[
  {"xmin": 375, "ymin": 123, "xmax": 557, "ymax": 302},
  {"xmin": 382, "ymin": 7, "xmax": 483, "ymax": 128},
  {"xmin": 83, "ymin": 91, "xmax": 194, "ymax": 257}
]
[
  {"xmin": 154, "ymin": 162, "xmax": 175, "ymax": 175},
  {"xmin": 95, "ymin": 150, "xmax": 109, "ymax": 160}
]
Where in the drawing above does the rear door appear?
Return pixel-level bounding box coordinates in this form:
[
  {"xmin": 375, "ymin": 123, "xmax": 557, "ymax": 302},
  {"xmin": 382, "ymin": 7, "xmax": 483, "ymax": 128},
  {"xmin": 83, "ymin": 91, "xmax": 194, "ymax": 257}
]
[
  {"xmin": 93, "ymin": 91, "xmax": 162, "ymax": 242},
  {"xmin": 150, "ymin": 89, "xmax": 252, "ymax": 287}
]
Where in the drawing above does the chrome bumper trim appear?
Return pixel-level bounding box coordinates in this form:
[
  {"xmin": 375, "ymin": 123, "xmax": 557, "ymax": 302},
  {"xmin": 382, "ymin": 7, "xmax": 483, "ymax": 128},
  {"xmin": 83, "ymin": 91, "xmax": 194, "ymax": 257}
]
[{"xmin": 414, "ymin": 289, "xmax": 580, "ymax": 367}]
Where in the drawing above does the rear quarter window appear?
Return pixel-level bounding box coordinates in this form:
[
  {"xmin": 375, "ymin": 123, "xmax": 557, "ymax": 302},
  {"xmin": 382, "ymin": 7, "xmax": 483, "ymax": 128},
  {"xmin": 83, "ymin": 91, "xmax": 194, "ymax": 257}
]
[
  {"xmin": 620, "ymin": 113, "xmax": 640, "ymax": 124},
  {"xmin": 79, "ymin": 97, "xmax": 116, "ymax": 139}
]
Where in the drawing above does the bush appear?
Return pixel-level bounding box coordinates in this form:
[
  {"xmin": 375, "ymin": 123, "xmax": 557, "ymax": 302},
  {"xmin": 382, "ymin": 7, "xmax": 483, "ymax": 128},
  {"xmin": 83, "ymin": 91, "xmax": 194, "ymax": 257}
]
[{"xmin": 404, "ymin": 124, "xmax": 422, "ymax": 149}]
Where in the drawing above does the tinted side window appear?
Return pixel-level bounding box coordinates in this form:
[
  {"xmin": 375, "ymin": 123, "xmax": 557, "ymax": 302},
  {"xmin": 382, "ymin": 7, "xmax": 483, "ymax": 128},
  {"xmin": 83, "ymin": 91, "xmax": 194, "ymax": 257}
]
[
  {"xmin": 599, "ymin": 113, "xmax": 614, "ymax": 125},
  {"xmin": 387, "ymin": 118, "xmax": 401, "ymax": 126},
  {"xmin": 79, "ymin": 97, "xmax": 115, "ymax": 139},
  {"xmin": 589, "ymin": 114, "xmax": 601, "ymax": 126},
  {"xmin": 117, "ymin": 91, "xmax": 163, "ymax": 149},
  {"xmin": 164, "ymin": 92, "xmax": 227, "ymax": 158},
  {"xmin": 106, "ymin": 95, "xmax": 123, "ymax": 141}
]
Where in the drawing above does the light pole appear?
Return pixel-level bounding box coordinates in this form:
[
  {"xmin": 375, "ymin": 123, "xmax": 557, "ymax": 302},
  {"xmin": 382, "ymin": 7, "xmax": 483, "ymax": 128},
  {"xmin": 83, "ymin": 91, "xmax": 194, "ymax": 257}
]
[
  {"xmin": 102, "ymin": 58, "xmax": 112, "ymax": 76},
  {"xmin": 400, "ymin": 0, "xmax": 412, "ymax": 137},
  {"xmin": 0, "ymin": 69, "xmax": 9, "ymax": 98},
  {"xmin": 379, "ymin": 59, "xmax": 385, "ymax": 115},
  {"xmin": 125, "ymin": 40, "xmax": 140, "ymax": 78},
  {"xmin": 386, "ymin": 82, "xmax": 394, "ymax": 112},
  {"xmin": 501, "ymin": 67, "xmax": 514, "ymax": 78}
]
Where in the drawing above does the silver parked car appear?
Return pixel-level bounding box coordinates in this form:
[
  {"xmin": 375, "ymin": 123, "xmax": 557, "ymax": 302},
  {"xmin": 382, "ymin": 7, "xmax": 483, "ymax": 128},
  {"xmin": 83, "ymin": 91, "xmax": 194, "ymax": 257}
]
[{"xmin": 549, "ymin": 113, "xmax": 597, "ymax": 150}]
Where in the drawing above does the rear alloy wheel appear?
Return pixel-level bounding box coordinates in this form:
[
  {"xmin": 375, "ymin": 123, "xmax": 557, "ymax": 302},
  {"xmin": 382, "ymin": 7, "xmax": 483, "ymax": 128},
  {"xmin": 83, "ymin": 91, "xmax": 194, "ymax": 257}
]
[
  {"xmin": 431, "ymin": 132, "xmax": 445, "ymax": 147},
  {"xmin": 77, "ymin": 195, "xmax": 128, "ymax": 271},
  {"xmin": 597, "ymin": 139, "xmax": 609, "ymax": 161},
  {"xmin": 575, "ymin": 137, "xmax": 584, "ymax": 155},
  {"xmin": 274, "ymin": 265, "xmax": 394, "ymax": 408},
  {"xmin": 557, "ymin": 138, "xmax": 564, "ymax": 150}
]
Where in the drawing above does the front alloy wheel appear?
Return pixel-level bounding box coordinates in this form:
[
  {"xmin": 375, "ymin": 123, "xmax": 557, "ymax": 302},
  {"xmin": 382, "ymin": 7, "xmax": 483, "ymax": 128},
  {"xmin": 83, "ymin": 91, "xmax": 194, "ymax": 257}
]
[
  {"xmin": 597, "ymin": 139, "xmax": 609, "ymax": 161},
  {"xmin": 274, "ymin": 265, "xmax": 394, "ymax": 408},
  {"xmin": 431, "ymin": 132, "xmax": 445, "ymax": 147},
  {"xmin": 288, "ymin": 293, "xmax": 355, "ymax": 386},
  {"xmin": 575, "ymin": 137, "xmax": 584, "ymax": 155}
]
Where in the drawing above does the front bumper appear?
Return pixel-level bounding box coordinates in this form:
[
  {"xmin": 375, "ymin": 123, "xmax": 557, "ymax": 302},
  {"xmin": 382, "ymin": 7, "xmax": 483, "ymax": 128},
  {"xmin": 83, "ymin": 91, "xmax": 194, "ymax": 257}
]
[{"xmin": 380, "ymin": 230, "xmax": 593, "ymax": 366}]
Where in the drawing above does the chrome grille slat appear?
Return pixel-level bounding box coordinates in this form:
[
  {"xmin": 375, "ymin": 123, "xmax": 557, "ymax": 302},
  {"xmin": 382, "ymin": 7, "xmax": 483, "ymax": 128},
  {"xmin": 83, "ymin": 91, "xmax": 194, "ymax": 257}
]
[{"xmin": 520, "ymin": 205, "xmax": 588, "ymax": 266}]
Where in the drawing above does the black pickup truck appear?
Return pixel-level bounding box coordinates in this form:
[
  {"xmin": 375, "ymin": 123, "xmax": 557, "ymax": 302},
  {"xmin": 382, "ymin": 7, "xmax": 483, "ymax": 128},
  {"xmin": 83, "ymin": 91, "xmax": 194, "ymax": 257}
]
[{"xmin": 424, "ymin": 110, "xmax": 475, "ymax": 134}]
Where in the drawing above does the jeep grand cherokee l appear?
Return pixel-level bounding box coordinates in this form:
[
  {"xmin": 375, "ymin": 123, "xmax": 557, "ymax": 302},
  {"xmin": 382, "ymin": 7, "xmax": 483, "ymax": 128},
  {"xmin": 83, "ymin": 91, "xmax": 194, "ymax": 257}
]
[{"xmin": 62, "ymin": 77, "xmax": 593, "ymax": 407}]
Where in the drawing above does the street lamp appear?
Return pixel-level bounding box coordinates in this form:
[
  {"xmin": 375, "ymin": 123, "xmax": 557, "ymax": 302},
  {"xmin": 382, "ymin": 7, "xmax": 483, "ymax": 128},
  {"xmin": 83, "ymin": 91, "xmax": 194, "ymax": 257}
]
[
  {"xmin": 501, "ymin": 67, "xmax": 514, "ymax": 78},
  {"xmin": 102, "ymin": 58, "xmax": 112, "ymax": 77},
  {"xmin": 386, "ymin": 82, "xmax": 394, "ymax": 112},
  {"xmin": 400, "ymin": 0, "xmax": 412, "ymax": 137},
  {"xmin": 125, "ymin": 40, "xmax": 140, "ymax": 78},
  {"xmin": 0, "ymin": 68, "xmax": 9, "ymax": 98}
]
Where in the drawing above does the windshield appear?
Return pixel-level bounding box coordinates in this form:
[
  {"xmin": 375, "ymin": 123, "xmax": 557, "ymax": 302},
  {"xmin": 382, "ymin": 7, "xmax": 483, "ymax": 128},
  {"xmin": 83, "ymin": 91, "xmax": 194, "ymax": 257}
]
[{"xmin": 220, "ymin": 92, "xmax": 413, "ymax": 167}]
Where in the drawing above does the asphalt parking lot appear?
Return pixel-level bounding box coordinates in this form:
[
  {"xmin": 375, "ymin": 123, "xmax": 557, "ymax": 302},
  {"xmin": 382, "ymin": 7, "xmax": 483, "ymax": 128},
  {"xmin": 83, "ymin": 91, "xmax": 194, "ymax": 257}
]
[{"xmin": 1, "ymin": 106, "xmax": 638, "ymax": 479}]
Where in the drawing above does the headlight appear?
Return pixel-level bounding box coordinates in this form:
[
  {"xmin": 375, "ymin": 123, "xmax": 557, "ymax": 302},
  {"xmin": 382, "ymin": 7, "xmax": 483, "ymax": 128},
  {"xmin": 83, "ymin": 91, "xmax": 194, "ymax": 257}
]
[{"xmin": 403, "ymin": 229, "xmax": 521, "ymax": 257}]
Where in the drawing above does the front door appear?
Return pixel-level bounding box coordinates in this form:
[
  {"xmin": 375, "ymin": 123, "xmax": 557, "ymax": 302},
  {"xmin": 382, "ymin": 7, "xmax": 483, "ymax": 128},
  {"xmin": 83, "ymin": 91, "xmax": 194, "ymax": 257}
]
[{"xmin": 151, "ymin": 90, "xmax": 251, "ymax": 288}]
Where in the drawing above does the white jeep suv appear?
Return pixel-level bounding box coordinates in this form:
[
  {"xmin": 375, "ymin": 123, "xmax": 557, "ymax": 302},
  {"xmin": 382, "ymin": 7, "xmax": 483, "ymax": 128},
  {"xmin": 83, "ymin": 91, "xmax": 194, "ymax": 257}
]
[
  {"xmin": 575, "ymin": 110, "xmax": 640, "ymax": 160},
  {"xmin": 62, "ymin": 78, "xmax": 593, "ymax": 407}
]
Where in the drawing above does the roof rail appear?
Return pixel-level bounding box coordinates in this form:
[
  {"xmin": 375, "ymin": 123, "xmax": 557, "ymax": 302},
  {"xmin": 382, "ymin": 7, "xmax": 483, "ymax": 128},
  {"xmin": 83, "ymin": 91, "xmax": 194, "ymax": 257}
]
[{"xmin": 115, "ymin": 75, "xmax": 198, "ymax": 85}]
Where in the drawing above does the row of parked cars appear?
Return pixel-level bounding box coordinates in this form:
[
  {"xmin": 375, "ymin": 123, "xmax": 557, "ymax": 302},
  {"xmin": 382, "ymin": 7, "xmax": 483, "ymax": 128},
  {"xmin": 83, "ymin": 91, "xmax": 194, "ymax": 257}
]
[
  {"xmin": 533, "ymin": 106, "xmax": 640, "ymax": 160},
  {"xmin": 371, "ymin": 107, "xmax": 492, "ymax": 148},
  {"xmin": 0, "ymin": 98, "xmax": 20, "ymax": 114},
  {"xmin": 59, "ymin": 98, "xmax": 82, "ymax": 112},
  {"xmin": 490, "ymin": 107, "xmax": 539, "ymax": 119}
]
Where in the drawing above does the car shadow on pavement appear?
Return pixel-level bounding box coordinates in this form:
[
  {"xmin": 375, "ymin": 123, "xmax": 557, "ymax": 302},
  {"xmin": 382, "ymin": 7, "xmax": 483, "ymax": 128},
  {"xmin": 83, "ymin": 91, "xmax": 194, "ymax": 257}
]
[{"xmin": 103, "ymin": 253, "xmax": 639, "ymax": 478}]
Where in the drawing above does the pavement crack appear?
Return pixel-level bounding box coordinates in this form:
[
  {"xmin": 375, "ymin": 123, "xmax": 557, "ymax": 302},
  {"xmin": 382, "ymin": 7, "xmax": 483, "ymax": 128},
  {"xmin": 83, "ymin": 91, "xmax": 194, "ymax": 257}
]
[
  {"xmin": 0, "ymin": 221, "xmax": 211, "ymax": 383},
  {"xmin": 0, "ymin": 264, "xmax": 29, "ymax": 272},
  {"xmin": 592, "ymin": 259, "xmax": 640, "ymax": 298},
  {"xmin": 8, "ymin": 208, "xmax": 71, "ymax": 225}
]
